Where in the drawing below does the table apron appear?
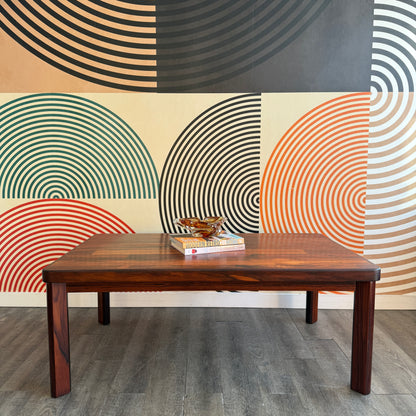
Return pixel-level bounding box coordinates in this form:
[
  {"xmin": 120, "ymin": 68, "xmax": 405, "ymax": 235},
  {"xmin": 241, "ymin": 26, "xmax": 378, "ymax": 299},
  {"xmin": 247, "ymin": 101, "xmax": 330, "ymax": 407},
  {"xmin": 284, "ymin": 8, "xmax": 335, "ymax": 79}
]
[{"xmin": 65, "ymin": 282, "xmax": 357, "ymax": 292}]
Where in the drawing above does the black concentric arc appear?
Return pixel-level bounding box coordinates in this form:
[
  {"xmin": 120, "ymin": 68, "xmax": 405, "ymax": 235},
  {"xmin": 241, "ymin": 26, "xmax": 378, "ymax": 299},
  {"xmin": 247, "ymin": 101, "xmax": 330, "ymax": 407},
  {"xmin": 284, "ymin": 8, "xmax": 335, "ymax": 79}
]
[
  {"xmin": 159, "ymin": 94, "xmax": 261, "ymax": 234},
  {"xmin": 0, "ymin": 0, "xmax": 157, "ymax": 91},
  {"xmin": 0, "ymin": 0, "xmax": 329, "ymax": 91}
]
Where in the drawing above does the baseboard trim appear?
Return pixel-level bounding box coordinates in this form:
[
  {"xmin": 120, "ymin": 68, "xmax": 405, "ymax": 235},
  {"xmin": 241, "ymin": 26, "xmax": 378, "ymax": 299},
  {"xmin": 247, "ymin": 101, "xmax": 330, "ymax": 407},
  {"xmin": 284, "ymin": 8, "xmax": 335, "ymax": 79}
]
[{"xmin": 0, "ymin": 292, "xmax": 415, "ymax": 309}]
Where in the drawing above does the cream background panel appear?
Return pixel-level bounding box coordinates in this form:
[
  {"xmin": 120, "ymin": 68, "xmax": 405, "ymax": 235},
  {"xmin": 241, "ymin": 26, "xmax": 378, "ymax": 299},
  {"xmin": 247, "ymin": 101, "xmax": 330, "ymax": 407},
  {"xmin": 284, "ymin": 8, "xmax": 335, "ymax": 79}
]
[{"xmin": 84, "ymin": 93, "xmax": 247, "ymax": 177}]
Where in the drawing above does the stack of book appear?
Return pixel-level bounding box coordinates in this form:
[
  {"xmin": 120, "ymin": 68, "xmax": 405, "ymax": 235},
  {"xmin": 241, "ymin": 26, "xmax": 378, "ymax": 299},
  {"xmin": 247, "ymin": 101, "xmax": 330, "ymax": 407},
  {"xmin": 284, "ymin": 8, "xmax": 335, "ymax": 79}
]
[{"xmin": 169, "ymin": 232, "xmax": 245, "ymax": 255}]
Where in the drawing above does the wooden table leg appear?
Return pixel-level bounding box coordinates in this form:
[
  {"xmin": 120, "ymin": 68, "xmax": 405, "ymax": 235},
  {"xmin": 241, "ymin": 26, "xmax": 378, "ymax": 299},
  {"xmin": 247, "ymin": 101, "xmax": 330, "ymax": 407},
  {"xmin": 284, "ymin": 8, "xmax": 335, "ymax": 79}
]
[
  {"xmin": 98, "ymin": 292, "xmax": 110, "ymax": 325},
  {"xmin": 47, "ymin": 283, "xmax": 71, "ymax": 398},
  {"xmin": 306, "ymin": 290, "xmax": 318, "ymax": 324},
  {"xmin": 351, "ymin": 281, "xmax": 376, "ymax": 395}
]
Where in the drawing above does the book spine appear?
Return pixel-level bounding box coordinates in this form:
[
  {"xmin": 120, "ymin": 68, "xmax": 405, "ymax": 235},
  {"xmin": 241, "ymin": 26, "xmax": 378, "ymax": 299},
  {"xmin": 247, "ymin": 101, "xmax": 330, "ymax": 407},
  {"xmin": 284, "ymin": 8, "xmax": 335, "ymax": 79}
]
[
  {"xmin": 170, "ymin": 238, "xmax": 208, "ymax": 248},
  {"xmin": 170, "ymin": 234, "xmax": 244, "ymax": 249},
  {"xmin": 181, "ymin": 244, "xmax": 245, "ymax": 255},
  {"xmin": 216, "ymin": 237, "xmax": 245, "ymax": 246},
  {"xmin": 170, "ymin": 239, "xmax": 200, "ymax": 250}
]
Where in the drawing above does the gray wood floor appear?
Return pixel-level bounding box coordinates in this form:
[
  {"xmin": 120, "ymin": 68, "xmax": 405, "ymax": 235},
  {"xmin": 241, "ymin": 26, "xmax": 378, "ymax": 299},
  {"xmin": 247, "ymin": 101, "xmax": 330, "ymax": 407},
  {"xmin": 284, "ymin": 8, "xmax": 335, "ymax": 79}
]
[{"xmin": 0, "ymin": 306, "xmax": 415, "ymax": 416}]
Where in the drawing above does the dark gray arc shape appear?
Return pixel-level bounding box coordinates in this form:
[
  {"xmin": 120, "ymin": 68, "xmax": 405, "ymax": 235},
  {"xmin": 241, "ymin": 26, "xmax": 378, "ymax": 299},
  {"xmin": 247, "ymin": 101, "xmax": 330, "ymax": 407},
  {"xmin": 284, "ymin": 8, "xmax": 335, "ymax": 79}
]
[
  {"xmin": 156, "ymin": 0, "xmax": 330, "ymax": 91},
  {"xmin": 159, "ymin": 94, "xmax": 261, "ymax": 234}
]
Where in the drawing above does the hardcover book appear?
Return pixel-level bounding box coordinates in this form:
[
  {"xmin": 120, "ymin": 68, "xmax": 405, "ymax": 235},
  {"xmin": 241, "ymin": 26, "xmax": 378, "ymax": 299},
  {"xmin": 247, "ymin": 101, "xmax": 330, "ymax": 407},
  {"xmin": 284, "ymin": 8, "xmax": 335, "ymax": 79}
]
[
  {"xmin": 169, "ymin": 232, "xmax": 244, "ymax": 249},
  {"xmin": 171, "ymin": 242, "xmax": 246, "ymax": 256}
]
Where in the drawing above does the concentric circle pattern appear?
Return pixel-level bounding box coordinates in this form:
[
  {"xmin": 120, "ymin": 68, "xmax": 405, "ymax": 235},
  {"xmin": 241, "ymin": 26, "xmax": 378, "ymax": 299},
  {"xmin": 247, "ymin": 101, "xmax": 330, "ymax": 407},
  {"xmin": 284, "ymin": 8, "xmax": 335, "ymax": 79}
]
[
  {"xmin": 366, "ymin": 0, "xmax": 416, "ymax": 294},
  {"xmin": 0, "ymin": 0, "xmax": 330, "ymax": 91},
  {"xmin": 0, "ymin": 200, "xmax": 134, "ymax": 292},
  {"xmin": 0, "ymin": 0, "xmax": 157, "ymax": 90},
  {"xmin": 0, "ymin": 94, "xmax": 158, "ymax": 199},
  {"xmin": 156, "ymin": 0, "xmax": 330, "ymax": 91},
  {"xmin": 261, "ymin": 93, "xmax": 370, "ymax": 253},
  {"xmin": 159, "ymin": 94, "xmax": 261, "ymax": 234}
]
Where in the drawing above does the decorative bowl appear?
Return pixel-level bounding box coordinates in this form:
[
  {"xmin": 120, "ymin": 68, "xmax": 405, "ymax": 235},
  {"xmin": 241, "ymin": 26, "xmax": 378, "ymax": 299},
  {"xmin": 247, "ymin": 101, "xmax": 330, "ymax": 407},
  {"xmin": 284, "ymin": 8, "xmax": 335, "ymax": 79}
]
[{"xmin": 174, "ymin": 216, "xmax": 227, "ymax": 238}]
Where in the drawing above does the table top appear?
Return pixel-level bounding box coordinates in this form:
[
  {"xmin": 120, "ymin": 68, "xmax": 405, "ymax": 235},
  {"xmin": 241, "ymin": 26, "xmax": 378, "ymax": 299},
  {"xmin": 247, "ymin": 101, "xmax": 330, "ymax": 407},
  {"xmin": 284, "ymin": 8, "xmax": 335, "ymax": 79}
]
[{"xmin": 43, "ymin": 233, "xmax": 380, "ymax": 291}]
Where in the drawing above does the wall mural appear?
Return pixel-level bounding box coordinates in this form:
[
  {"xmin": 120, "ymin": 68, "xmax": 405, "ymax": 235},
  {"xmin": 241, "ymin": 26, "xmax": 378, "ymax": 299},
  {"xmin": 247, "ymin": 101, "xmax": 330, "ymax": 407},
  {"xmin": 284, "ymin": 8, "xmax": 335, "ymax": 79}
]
[
  {"xmin": 0, "ymin": 0, "xmax": 372, "ymax": 92},
  {"xmin": 1, "ymin": 199, "xmax": 133, "ymax": 292},
  {"xmin": 0, "ymin": 0, "xmax": 414, "ymax": 296},
  {"xmin": 365, "ymin": 0, "xmax": 416, "ymax": 295},
  {"xmin": 261, "ymin": 93, "xmax": 370, "ymax": 254},
  {"xmin": 1, "ymin": 93, "xmax": 159, "ymax": 199},
  {"xmin": 159, "ymin": 94, "xmax": 261, "ymax": 234}
]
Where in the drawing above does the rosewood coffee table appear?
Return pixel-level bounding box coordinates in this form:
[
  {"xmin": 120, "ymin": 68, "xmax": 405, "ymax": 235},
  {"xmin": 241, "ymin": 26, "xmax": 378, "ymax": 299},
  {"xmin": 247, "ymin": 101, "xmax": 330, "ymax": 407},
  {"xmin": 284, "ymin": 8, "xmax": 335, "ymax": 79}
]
[{"xmin": 42, "ymin": 233, "xmax": 380, "ymax": 398}]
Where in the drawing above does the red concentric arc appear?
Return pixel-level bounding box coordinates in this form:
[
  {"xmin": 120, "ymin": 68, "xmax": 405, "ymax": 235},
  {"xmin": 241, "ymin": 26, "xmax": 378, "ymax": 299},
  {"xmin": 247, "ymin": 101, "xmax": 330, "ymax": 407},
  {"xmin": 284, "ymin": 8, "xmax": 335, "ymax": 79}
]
[
  {"xmin": 261, "ymin": 93, "xmax": 370, "ymax": 253},
  {"xmin": 0, "ymin": 199, "xmax": 134, "ymax": 292}
]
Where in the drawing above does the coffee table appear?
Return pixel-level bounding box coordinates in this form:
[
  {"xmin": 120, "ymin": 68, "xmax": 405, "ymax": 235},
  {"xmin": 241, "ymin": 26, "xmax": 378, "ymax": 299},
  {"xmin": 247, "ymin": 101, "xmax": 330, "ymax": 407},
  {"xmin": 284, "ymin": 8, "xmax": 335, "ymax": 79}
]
[{"xmin": 42, "ymin": 233, "xmax": 380, "ymax": 398}]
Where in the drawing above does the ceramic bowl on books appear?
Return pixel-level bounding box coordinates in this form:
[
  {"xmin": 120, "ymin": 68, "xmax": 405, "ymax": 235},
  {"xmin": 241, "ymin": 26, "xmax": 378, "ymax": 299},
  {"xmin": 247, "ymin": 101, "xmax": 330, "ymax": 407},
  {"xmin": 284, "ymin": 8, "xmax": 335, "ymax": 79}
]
[{"xmin": 174, "ymin": 216, "xmax": 227, "ymax": 238}]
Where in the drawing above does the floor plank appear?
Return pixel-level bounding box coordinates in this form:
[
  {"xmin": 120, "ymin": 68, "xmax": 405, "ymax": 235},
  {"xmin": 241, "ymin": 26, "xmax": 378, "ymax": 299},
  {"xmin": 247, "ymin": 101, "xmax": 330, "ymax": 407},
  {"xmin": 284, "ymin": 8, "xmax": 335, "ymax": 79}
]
[{"xmin": 0, "ymin": 307, "xmax": 415, "ymax": 416}]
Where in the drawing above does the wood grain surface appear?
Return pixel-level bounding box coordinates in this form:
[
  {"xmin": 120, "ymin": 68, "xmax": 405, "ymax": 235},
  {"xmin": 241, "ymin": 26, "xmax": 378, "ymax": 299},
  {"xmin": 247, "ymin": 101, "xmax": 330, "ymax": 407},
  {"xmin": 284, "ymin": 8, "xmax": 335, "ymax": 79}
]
[
  {"xmin": 43, "ymin": 234, "xmax": 380, "ymax": 291},
  {"xmin": 41, "ymin": 233, "xmax": 380, "ymax": 398}
]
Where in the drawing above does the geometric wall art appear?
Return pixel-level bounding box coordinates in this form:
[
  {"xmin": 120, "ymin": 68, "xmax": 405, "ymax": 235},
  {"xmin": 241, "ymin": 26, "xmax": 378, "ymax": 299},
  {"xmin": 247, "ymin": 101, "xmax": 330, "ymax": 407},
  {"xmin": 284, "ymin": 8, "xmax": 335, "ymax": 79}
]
[
  {"xmin": 0, "ymin": 0, "xmax": 373, "ymax": 92},
  {"xmin": 0, "ymin": 94, "xmax": 159, "ymax": 199},
  {"xmin": 0, "ymin": 199, "xmax": 134, "ymax": 292},
  {"xmin": 0, "ymin": 1, "xmax": 415, "ymax": 299},
  {"xmin": 159, "ymin": 94, "xmax": 261, "ymax": 234},
  {"xmin": 156, "ymin": 0, "xmax": 373, "ymax": 92},
  {"xmin": 0, "ymin": 1, "xmax": 157, "ymax": 91},
  {"xmin": 261, "ymin": 93, "xmax": 371, "ymax": 254},
  {"xmin": 364, "ymin": 0, "xmax": 416, "ymax": 294}
]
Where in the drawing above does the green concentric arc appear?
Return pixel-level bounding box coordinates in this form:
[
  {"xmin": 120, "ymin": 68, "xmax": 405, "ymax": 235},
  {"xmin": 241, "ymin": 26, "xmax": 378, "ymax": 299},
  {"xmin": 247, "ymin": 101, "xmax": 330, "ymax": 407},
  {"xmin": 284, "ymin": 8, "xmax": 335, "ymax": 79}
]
[{"xmin": 0, "ymin": 94, "xmax": 159, "ymax": 199}]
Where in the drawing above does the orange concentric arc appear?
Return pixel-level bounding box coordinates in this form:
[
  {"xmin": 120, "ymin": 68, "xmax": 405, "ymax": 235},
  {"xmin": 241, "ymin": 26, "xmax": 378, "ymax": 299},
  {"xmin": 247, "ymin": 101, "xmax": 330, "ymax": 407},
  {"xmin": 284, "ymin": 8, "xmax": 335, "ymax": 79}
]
[{"xmin": 260, "ymin": 93, "xmax": 370, "ymax": 254}]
